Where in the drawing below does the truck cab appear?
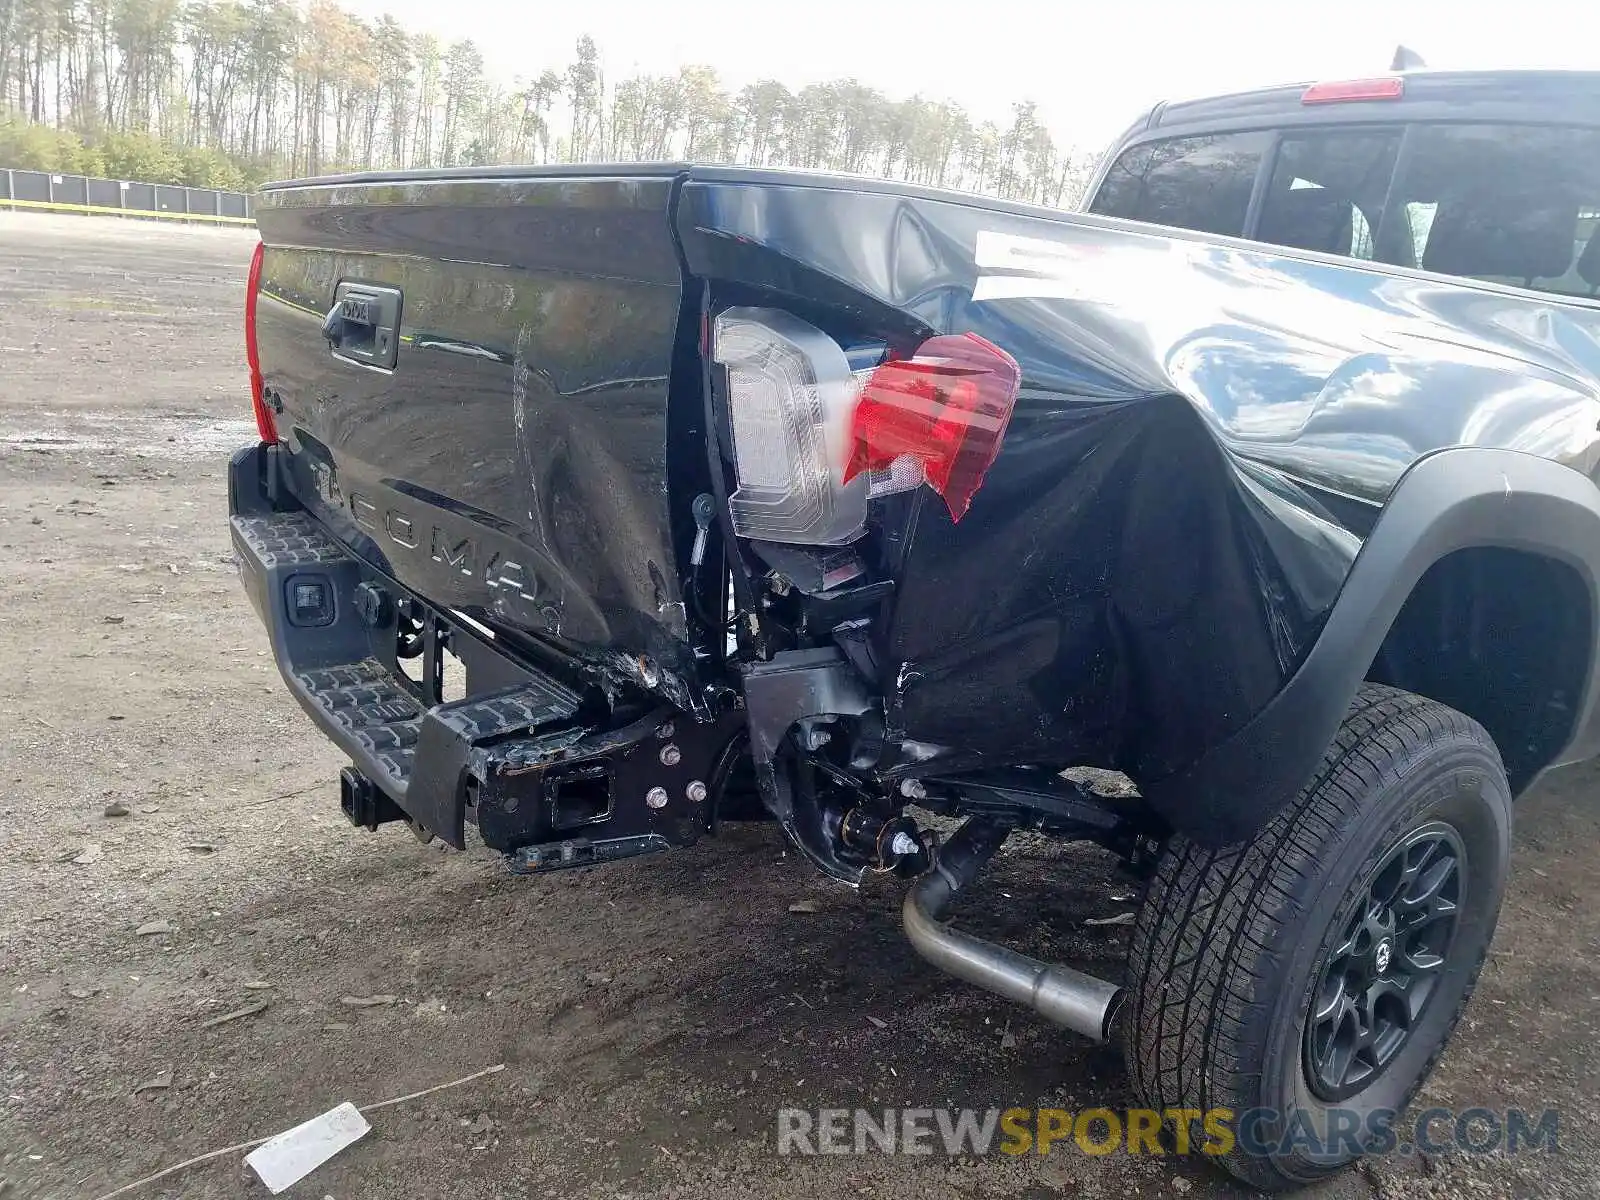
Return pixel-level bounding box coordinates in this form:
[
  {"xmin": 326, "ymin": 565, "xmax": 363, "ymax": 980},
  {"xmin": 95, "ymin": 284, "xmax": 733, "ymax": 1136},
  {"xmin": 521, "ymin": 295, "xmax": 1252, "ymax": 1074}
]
[{"xmin": 1082, "ymin": 69, "xmax": 1600, "ymax": 298}]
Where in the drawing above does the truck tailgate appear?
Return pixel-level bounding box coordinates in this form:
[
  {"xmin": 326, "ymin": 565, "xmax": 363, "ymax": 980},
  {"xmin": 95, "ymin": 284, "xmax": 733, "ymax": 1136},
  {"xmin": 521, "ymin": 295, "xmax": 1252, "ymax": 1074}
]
[{"xmin": 253, "ymin": 170, "xmax": 689, "ymax": 665}]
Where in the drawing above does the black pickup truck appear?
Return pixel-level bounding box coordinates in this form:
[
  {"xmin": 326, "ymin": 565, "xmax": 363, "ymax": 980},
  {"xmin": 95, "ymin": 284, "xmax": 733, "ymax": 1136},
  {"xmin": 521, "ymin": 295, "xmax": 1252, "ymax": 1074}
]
[{"xmin": 232, "ymin": 93, "xmax": 1600, "ymax": 1188}]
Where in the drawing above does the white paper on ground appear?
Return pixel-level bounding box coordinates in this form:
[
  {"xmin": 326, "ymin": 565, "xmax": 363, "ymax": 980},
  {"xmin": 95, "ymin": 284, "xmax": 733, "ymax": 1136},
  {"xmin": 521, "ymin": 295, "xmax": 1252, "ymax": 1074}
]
[{"xmin": 244, "ymin": 1101, "xmax": 370, "ymax": 1194}]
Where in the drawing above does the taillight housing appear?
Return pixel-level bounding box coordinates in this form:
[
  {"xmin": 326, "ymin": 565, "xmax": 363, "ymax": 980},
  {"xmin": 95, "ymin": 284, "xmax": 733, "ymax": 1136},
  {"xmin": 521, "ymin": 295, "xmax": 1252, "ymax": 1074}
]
[
  {"xmin": 712, "ymin": 310, "xmax": 1022, "ymax": 544},
  {"xmin": 844, "ymin": 333, "xmax": 1021, "ymax": 522},
  {"xmin": 714, "ymin": 308, "xmax": 868, "ymax": 545},
  {"xmin": 245, "ymin": 240, "xmax": 278, "ymax": 443}
]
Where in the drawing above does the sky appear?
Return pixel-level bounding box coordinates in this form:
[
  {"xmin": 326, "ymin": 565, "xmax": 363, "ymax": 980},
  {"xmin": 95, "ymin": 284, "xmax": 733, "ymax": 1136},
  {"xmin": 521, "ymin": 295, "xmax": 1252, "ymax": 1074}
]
[{"xmin": 341, "ymin": 0, "xmax": 1600, "ymax": 153}]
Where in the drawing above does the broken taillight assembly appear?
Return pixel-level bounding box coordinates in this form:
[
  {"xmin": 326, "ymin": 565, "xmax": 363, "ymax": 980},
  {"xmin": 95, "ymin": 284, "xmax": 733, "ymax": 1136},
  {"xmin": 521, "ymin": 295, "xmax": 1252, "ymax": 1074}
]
[
  {"xmin": 714, "ymin": 307, "xmax": 868, "ymax": 545},
  {"xmin": 245, "ymin": 239, "xmax": 278, "ymax": 443},
  {"xmin": 844, "ymin": 333, "xmax": 1022, "ymax": 521},
  {"xmin": 713, "ymin": 310, "xmax": 1022, "ymax": 544}
]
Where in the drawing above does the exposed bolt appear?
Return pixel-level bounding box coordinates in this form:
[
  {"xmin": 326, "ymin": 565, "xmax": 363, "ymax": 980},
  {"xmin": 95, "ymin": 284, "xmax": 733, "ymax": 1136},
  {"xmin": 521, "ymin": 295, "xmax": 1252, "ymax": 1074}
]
[
  {"xmin": 645, "ymin": 786, "xmax": 669, "ymax": 810},
  {"xmin": 899, "ymin": 778, "xmax": 928, "ymax": 800},
  {"xmin": 656, "ymin": 721, "xmax": 676, "ymax": 741},
  {"xmin": 659, "ymin": 743, "xmax": 682, "ymax": 767},
  {"xmin": 889, "ymin": 831, "xmax": 920, "ymax": 858},
  {"xmin": 686, "ymin": 780, "xmax": 708, "ymax": 804},
  {"xmin": 798, "ymin": 725, "xmax": 832, "ymax": 751}
]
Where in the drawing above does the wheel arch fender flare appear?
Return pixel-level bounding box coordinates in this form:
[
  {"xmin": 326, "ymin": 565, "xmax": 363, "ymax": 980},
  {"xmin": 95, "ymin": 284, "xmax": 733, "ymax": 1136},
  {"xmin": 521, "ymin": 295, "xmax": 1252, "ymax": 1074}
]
[{"xmin": 1142, "ymin": 446, "xmax": 1600, "ymax": 847}]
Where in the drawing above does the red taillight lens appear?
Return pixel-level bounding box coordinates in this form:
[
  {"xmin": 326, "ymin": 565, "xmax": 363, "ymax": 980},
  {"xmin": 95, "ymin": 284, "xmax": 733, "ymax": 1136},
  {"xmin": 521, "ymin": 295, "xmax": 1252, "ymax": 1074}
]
[
  {"xmin": 1301, "ymin": 77, "xmax": 1405, "ymax": 105},
  {"xmin": 245, "ymin": 240, "xmax": 278, "ymax": 443},
  {"xmin": 844, "ymin": 332, "xmax": 1021, "ymax": 522}
]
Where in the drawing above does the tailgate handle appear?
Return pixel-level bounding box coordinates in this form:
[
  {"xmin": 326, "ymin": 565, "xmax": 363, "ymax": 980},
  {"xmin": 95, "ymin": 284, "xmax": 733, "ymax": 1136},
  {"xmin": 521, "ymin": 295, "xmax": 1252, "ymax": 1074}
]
[{"xmin": 323, "ymin": 281, "xmax": 402, "ymax": 371}]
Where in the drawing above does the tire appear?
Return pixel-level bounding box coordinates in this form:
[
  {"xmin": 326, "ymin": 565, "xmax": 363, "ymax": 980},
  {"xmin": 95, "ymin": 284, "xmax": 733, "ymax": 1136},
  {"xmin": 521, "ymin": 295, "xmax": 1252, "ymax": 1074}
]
[{"xmin": 1123, "ymin": 684, "xmax": 1512, "ymax": 1191}]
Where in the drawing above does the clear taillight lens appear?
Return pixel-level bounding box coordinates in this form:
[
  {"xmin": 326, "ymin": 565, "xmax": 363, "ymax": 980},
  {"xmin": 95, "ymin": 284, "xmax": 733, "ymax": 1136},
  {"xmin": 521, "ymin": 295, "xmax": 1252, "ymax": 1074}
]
[
  {"xmin": 844, "ymin": 333, "xmax": 1021, "ymax": 522},
  {"xmin": 245, "ymin": 240, "xmax": 278, "ymax": 443},
  {"xmin": 714, "ymin": 307, "xmax": 867, "ymax": 545}
]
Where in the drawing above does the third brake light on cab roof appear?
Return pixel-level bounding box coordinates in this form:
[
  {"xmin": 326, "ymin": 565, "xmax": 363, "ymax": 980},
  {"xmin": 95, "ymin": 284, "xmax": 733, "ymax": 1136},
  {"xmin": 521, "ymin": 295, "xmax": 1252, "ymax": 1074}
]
[{"xmin": 1301, "ymin": 76, "xmax": 1406, "ymax": 104}]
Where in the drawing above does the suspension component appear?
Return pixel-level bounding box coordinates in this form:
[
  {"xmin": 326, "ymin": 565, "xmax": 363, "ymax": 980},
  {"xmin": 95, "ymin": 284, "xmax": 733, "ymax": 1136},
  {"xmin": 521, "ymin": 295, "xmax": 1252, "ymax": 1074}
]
[{"xmin": 839, "ymin": 807, "xmax": 928, "ymax": 874}]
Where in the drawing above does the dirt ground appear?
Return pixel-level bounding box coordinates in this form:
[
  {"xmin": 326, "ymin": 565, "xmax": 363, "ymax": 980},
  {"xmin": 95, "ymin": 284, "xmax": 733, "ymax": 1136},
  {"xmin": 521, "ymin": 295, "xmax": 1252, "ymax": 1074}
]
[{"xmin": 1, "ymin": 211, "xmax": 1597, "ymax": 1200}]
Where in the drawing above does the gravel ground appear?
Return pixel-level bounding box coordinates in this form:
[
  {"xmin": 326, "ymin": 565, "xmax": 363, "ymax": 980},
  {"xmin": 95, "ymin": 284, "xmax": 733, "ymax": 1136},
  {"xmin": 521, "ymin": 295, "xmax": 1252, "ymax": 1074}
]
[{"xmin": 0, "ymin": 211, "xmax": 1596, "ymax": 1200}]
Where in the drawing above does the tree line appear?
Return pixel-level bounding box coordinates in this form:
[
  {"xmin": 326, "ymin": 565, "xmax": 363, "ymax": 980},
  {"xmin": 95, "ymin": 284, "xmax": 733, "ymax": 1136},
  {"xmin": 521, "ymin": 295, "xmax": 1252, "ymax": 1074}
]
[{"xmin": 0, "ymin": 0, "xmax": 1093, "ymax": 203}]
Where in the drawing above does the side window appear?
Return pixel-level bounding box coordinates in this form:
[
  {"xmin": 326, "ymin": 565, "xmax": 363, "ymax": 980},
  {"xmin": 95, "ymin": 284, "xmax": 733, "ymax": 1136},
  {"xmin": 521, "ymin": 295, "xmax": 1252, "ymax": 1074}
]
[
  {"xmin": 1254, "ymin": 130, "xmax": 1402, "ymax": 259},
  {"xmin": 1386, "ymin": 124, "xmax": 1600, "ymax": 296},
  {"xmin": 1089, "ymin": 131, "xmax": 1271, "ymax": 238}
]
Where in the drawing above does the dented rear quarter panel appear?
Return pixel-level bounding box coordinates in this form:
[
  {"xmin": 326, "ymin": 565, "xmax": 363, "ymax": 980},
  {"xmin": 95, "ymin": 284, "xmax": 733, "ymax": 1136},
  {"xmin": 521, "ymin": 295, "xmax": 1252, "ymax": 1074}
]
[{"xmin": 677, "ymin": 171, "xmax": 1600, "ymax": 783}]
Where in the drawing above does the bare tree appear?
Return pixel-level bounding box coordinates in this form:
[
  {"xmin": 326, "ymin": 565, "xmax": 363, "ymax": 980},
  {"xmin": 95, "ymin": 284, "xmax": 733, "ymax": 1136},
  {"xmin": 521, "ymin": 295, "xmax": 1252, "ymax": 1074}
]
[{"xmin": 564, "ymin": 32, "xmax": 596, "ymax": 160}]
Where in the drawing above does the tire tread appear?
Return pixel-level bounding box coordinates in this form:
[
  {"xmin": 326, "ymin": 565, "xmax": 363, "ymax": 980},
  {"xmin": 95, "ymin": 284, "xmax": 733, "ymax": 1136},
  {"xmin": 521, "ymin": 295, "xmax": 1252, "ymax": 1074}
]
[{"xmin": 1124, "ymin": 684, "xmax": 1505, "ymax": 1190}]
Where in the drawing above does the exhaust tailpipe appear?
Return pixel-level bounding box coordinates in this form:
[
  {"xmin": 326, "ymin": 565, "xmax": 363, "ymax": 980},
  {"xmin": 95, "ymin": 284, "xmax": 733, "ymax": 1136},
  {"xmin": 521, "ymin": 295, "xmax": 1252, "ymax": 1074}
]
[{"xmin": 902, "ymin": 818, "xmax": 1125, "ymax": 1043}]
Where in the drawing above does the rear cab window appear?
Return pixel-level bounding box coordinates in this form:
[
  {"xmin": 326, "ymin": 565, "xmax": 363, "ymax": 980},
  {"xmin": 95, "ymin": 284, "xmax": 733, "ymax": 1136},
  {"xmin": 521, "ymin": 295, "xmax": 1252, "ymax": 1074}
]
[
  {"xmin": 1256, "ymin": 130, "xmax": 1401, "ymax": 260},
  {"xmin": 1088, "ymin": 112, "xmax": 1600, "ymax": 301},
  {"xmin": 1087, "ymin": 132, "xmax": 1270, "ymax": 237}
]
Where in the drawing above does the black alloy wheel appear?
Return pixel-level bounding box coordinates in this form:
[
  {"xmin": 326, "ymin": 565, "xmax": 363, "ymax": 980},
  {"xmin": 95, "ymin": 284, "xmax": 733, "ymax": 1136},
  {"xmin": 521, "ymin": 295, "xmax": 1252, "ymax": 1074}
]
[{"xmin": 1304, "ymin": 821, "xmax": 1466, "ymax": 1101}]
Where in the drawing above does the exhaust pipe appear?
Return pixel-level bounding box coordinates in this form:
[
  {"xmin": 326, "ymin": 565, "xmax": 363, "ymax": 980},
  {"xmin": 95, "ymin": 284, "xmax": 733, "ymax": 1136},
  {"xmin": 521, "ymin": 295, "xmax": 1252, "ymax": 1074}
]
[{"xmin": 902, "ymin": 818, "xmax": 1125, "ymax": 1043}]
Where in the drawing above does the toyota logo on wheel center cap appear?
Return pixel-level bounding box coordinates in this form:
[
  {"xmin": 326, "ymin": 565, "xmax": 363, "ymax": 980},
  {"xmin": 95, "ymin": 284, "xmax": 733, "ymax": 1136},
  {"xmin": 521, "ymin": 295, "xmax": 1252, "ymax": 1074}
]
[{"xmin": 1375, "ymin": 939, "xmax": 1393, "ymax": 974}]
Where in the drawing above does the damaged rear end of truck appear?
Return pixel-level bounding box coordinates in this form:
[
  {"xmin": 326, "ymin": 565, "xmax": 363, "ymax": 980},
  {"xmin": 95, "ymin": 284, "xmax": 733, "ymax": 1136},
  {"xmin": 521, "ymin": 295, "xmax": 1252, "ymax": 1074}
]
[{"xmin": 232, "ymin": 163, "xmax": 1600, "ymax": 1190}]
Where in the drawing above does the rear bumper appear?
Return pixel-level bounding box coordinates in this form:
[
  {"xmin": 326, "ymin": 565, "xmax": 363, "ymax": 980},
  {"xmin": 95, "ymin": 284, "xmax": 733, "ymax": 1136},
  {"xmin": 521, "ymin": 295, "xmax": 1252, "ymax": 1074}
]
[{"xmin": 228, "ymin": 444, "xmax": 739, "ymax": 863}]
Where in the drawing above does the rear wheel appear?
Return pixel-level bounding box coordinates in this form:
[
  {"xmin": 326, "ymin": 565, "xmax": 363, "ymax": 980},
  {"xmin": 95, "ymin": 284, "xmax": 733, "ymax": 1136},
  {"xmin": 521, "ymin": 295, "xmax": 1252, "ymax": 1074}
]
[{"xmin": 1123, "ymin": 684, "xmax": 1512, "ymax": 1191}]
